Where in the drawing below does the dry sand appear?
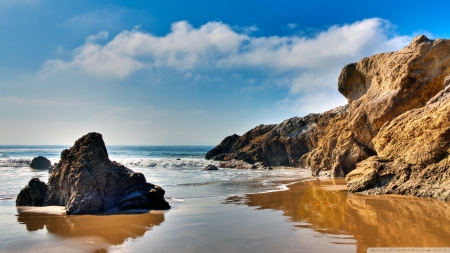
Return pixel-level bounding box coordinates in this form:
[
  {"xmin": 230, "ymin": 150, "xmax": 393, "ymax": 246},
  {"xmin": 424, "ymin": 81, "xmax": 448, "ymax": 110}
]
[{"xmin": 1, "ymin": 178, "xmax": 449, "ymax": 253}]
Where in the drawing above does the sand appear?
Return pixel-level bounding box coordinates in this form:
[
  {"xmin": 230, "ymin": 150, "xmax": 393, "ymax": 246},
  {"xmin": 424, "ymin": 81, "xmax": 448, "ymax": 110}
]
[{"xmin": 1, "ymin": 179, "xmax": 449, "ymax": 253}]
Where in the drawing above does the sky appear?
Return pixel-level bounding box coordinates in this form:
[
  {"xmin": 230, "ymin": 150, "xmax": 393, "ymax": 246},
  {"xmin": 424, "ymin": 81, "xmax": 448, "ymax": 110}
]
[{"xmin": 1, "ymin": 0, "xmax": 449, "ymax": 145}]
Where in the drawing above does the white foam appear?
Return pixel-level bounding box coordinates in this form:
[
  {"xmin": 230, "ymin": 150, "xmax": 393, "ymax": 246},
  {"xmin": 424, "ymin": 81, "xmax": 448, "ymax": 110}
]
[
  {"xmin": 0, "ymin": 157, "xmax": 59, "ymax": 167},
  {"xmin": 112, "ymin": 158, "xmax": 221, "ymax": 169}
]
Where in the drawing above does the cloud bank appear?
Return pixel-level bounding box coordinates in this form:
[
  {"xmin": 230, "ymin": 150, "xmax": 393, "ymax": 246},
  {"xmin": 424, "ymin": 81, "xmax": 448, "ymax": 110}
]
[{"xmin": 42, "ymin": 18, "xmax": 412, "ymax": 113}]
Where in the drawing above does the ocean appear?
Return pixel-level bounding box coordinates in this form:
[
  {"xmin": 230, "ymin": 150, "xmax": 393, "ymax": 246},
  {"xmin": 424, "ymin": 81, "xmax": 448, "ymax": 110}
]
[
  {"xmin": 0, "ymin": 145, "xmax": 311, "ymax": 202},
  {"xmin": 2, "ymin": 146, "xmax": 450, "ymax": 253}
]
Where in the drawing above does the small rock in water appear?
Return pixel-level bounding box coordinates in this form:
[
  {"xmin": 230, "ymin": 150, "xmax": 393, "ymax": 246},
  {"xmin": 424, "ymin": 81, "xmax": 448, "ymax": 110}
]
[
  {"xmin": 30, "ymin": 156, "xmax": 51, "ymax": 170},
  {"xmin": 203, "ymin": 165, "xmax": 219, "ymax": 171}
]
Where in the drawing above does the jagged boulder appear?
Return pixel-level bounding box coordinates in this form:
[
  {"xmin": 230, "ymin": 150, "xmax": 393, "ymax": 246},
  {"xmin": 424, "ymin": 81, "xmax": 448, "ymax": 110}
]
[
  {"xmin": 16, "ymin": 178, "xmax": 48, "ymax": 206},
  {"xmin": 339, "ymin": 35, "xmax": 450, "ymax": 151},
  {"xmin": 17, "ymin": 132, "xmax": 170, "ymax": 214},
  {"xmin": 346, "ymin": 82, "xmax": 450, "ymax": 200},
  {"xmin": 207, "ymin": 105, "xmax": 371, "ymax": 176},
  {"xmin": 30, "ymin": 156, "xmax": 51, "ymax": 170}
]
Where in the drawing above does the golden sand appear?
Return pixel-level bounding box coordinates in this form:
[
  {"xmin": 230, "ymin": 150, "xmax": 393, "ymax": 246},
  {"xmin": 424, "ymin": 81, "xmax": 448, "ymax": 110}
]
[{"xmin": 1, "ymin": 179, "xmax": 449, "ymax": 253}]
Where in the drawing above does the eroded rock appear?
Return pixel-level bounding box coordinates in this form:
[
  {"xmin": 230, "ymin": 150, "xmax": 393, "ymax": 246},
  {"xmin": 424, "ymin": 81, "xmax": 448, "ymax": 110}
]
[
  {"xmin": 346, "ymin": 82, "xmax": 450, "ymax": 200},
  {"xmin": 208, "ymin": 105, "xmax": 371, "ymax": 176},
  {"xmin": 339, "ymin": 35, "xmax": 450, "ymax": 151},
  {"xmin": 17, "ymin": 132, "xmax": 170, "ymax": 214},
  {"xmin": 16, "ymin": 178, "xmax": 48, "ymax": 206}
]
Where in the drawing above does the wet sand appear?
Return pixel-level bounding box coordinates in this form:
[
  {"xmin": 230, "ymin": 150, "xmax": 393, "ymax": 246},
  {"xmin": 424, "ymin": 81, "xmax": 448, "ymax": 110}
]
[{"xmin": 1, "ymin": 179, "xmax": 449, "ymax": 253}]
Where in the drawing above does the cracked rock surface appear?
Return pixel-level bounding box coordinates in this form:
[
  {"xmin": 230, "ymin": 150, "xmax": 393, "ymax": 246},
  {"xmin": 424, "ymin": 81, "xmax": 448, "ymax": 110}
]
[{"xmin": 16, "ymin": 132, "xmax": 170, "ymax": 214}]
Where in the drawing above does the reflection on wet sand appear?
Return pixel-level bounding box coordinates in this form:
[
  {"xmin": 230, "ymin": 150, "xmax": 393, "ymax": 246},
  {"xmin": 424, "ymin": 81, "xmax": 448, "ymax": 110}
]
[
  {"xmin": 16, "ymin": 207, "xmax": 165, "ymax": 247},
  {"xmin": 225, "ymin": 178, "xmax": 450, "ymax": 253}
]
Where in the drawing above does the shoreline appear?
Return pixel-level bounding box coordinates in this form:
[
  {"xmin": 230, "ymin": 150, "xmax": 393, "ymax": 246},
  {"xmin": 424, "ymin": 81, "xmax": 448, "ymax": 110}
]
[{"xmin": 1, "ymin": 179, "xmax": 450, "ymax": 253}]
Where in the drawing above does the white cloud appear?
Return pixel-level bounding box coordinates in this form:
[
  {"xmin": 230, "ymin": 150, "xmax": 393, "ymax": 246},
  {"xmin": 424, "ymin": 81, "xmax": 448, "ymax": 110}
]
[
  {"xmin": 287, "ymin": 23, "xmax": 297, "ymax": 29},
  {"xmin": 86, "ymin": 31, "xmax": 109, "ymax": 43},
  {"xmin": 41, "ymin": 18, "xmax": 413, "ymax": 112}
]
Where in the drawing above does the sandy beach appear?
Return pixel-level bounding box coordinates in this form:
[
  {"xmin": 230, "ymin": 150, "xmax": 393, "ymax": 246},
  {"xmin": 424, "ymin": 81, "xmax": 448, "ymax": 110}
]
[{"xmin": 1, "ymin": 178, "xmax": 449, "ymax": 253}]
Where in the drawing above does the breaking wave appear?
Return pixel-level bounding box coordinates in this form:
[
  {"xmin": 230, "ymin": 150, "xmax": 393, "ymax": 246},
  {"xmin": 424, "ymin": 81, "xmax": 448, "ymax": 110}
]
[{"xmin": 112, "ymin": 158, "xmax": 221, "ymax": 169}]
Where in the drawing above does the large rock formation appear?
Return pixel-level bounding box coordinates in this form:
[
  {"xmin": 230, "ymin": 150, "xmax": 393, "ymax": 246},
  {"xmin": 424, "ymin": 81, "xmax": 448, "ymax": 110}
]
[
  {"xmin": 346, "ymin": 82, "xmax": 450, "ymax": 200},
  {"xmin": 16, "ymin": 132, "xmax": 170, "ymax": 214},
  {"xmin": 206, "ymin": 105, "xmax": 371, "ymax": 176},
  {"xmin": 208, "ymin": 35, "xmax": 450, "ymax": 200},
  {"xmin": 339, "ymin": 35, "xmax": 450, "ymax": 151}
]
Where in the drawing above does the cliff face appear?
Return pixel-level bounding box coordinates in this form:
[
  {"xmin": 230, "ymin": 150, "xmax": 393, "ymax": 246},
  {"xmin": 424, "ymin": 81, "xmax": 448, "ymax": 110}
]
[
  {"xmin": 208, "ymin": 35, "xmax": 450, "ymax": 199},
  {"xmin": 339, "ymin": 35, "xmax": 450, "ymax": 151},
  {"xmin": 206, "ymin": 105, "xmax": 372, "ymax": 176},
  {"xmin": 346, "ymin": 83, "xmax": 450, "ymax": 200}
]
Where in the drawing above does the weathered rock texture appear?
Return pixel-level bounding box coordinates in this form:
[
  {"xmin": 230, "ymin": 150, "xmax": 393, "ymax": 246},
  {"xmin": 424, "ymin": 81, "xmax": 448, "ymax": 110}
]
[
  {"xmin": 30, "ymin": 156, "xmax": 51, "ymax": 170},
  {"xmin": 16, "ymin": 132, "xmax": 170, "ymax": 214},
  {"xmin": 208, "ymin": 35, "xmax": 450, "ymax": 200},
  {"xmin": 346, "ymin": 84, "xmax": 450, "ymax": 200},
  {"xmin": 16, "ymin": 178, "xmax": 48, "ymax": 206},
  {"xmin": 339, "ymin": 35, "xmax": 450, "ymax": 150},
  {"xmin": 207, "ymin": 105, "xmax": 371, "ymax": 176},
  {"xmin": 219, "ymin": 160, "xmax": 272, "ymax": 170}
]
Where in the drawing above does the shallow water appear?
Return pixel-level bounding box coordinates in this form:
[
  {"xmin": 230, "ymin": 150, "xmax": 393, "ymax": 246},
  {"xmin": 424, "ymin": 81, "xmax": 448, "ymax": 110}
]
[
  {"xmin": 225, "ymin": 178, "xmax": 450, "ymax": 253},
  {"xmin": 2, "ymin": 179, "xmax": 448, "ymax": 253},
  {"xmin": 0, "ymin": 145, "xmax": 311, "ymax": 200},
  {"xmin": 1, "ymin": 146, "xmax": 449, "ymax": 252}
]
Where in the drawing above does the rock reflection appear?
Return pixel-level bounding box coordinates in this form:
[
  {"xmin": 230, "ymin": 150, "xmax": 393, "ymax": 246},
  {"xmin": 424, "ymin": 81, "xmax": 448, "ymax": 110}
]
[
  {"xmin": 225, "ymin": 178, "xmax": 450, "ymax": 253},
  {"xmin": 17, "ymin": 208, "xmax": 165, "ymax": 245}
]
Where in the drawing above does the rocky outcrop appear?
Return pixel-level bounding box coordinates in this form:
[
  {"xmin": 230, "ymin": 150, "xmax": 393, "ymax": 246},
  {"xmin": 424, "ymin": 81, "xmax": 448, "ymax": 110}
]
[
  {"xmin": 207, "ymin": 106, "xmax": 371, "ymax": 176},
  {"xmin": 16, "ymin": 132, "xmax": 170, "ymax": 214},
  {"xmin": 16, "ymin": 178, "xmax": 48, "ymax": 206},
  {"xmin": 30, "ymin": 156, "xmax": 51, "ymax": 170},
  {"xmin": 346, "ymin": 83, "xmax": 450, "ymax": 200},
  {"xmin": 339, "ymin": 35, "xmax": 450, "ymax": 151},
  {"xmin": 208, "ymin": 35, "xmax": 450, "ymax": 200}
]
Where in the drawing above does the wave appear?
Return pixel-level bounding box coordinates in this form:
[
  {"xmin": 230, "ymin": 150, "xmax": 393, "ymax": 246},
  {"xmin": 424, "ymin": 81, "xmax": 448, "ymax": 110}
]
[
  {"xmin": 0, "ymin": 158, "xmax": 32, "ymax": 167},
  {"xmin": 113, "ymin": 158, "xmax": 220, "ymax": 169},
  {"xmin": 0, "ymin": 157, "xmax": 59, "ymax": 168}
]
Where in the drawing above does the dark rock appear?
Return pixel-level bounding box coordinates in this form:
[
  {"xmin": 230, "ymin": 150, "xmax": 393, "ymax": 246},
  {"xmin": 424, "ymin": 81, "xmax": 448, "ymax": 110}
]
[
  {"xmin": 205, "ymin": 134, "xmax": 241, "ymax": 160},
  {"xmin": 48, "ymin": 163, "xmax": 57, "ymax": 174},
  {"xmin": 30, "ymin": 156, "xmax": 51, "ymax": 170},
  {"xmin": 219, "ymin": 160, "xmax": 271, "ymax": 170},
  {"xmin": 16, "ymin": 132, "xmax": 170, "ymax": 214},
  {"xmin": 220, "ymin": 159, "xmax": 254, "ymax": 169},
  {"xmin": 203, "ymin": 165, "xmax": 219, "ymax": 171},
  {"xmin": 118, "ymin": 182, "xmax": 170, "ymax": 210},
  {"xmin": 207, "ymin": 106, "xmax": 371, "ymax": 176},
  {"xmin": 16, "ymin": 178, "xmax": 48, "ymax": 206}
]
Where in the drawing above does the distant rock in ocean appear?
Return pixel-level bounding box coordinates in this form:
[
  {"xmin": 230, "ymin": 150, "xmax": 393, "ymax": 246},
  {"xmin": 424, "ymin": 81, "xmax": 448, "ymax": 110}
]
[
  {"xmin": 203, "ymin": 165, "xmax": 218, "ymax": 171},
  {"xmin": 16, "ymin": 132, "xmax": 170, "ymax": 214},
  {"xmin": 207, "ymin": 35, "xmax": 450, "ymax": 200},
  {"xmin": 30, "ymin": 156, "xmax": 51, "ymax": 171}
]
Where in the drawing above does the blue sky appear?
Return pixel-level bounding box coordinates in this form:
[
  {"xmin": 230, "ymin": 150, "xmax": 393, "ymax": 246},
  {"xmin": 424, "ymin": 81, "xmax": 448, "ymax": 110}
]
[{"xmin": 1, "ymin": 0, "xmax": 449, "ymax": 145}]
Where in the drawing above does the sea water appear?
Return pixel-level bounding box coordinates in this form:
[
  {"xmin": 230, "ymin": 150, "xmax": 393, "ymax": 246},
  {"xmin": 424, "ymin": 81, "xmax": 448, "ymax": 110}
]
[{"xmin": 0, "ymin": 145, "xmax": 311, "ymax": 201}]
